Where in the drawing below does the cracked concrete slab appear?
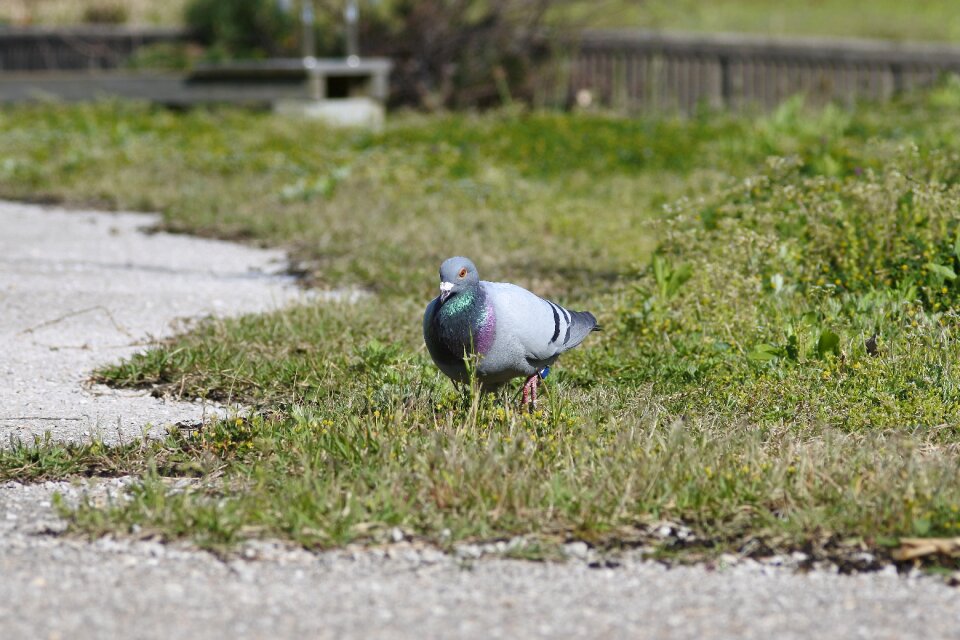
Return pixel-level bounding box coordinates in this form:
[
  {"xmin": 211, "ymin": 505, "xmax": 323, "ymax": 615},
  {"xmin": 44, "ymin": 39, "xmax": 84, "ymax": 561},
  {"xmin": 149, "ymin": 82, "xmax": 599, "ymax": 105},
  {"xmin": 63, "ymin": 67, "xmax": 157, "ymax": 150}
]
[{"xmin": 0, "ymin": 200, "xmax": 305, "ymax": 443}]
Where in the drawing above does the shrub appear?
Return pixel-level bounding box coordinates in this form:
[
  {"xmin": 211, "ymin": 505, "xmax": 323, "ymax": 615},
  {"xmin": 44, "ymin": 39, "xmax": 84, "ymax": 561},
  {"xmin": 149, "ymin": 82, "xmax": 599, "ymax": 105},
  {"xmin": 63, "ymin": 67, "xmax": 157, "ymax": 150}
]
[
  {"xmin": 183, "ymin": 0, "xmax": 574, "ymax": 107},
  {"xmin": 619, "ymin": 145, "xmax": 960, "ymax": 431},
  {"xmin": 185, "ymin": 0, "xmax": 297, "ymax": 60},
  {"xmin": 359, "ymin": 0, "xmax": 561, "ymax": 109}
]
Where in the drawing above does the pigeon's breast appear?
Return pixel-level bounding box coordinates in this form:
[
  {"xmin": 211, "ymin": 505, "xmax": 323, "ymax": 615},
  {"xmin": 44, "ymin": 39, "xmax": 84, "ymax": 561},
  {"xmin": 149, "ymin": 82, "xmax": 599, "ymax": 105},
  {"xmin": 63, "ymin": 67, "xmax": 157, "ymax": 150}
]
[
  {"xmin": 434, "ymin": 287, "xmax": 494, "ymax": 359},
  {"xmin": 474, "ymin": 297, "xmax": 496, "ymax": 354}
]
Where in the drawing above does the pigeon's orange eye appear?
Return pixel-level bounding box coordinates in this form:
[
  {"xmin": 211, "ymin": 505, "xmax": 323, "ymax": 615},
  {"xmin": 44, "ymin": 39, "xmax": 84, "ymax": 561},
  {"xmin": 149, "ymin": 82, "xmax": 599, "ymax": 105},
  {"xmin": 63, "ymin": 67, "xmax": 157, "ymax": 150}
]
[{"xmin": 458, "ymin": 268, "xmax": 467, "ymax": 278}]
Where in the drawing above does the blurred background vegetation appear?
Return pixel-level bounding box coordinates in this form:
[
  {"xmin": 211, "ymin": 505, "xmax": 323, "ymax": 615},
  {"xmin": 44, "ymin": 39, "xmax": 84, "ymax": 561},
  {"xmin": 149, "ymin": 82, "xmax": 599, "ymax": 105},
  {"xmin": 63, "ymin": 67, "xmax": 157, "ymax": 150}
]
[
  {"xmin": 8, "ymin": 1, "xmax": 960, "ymax": 110},
  {"xmin": 6, "ymin": 0, "xmax": 960, "ymax": 44}
]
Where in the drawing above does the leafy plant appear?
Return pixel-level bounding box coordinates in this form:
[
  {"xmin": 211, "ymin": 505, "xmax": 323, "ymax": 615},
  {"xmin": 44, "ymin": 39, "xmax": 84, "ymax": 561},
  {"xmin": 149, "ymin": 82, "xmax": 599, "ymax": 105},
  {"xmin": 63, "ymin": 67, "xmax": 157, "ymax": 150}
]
[
  {"xmin": 816, "ymin": 329, "xmax": 841, "ymax": 359},
  {"xmin": 652, "ymin": 255, "xmax": 693, "ymax": 301}
]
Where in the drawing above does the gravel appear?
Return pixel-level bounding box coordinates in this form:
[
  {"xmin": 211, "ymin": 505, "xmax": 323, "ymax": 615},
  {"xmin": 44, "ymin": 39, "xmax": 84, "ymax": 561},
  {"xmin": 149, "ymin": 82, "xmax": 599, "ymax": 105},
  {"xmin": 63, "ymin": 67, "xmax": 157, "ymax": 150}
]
[
  {"xmin": 2, "ymin": 478, "xmax": 959, "ymax": 640},
  {"xmin": 1, "ymin": 200, "xmax": 958, "ymax": 640}
]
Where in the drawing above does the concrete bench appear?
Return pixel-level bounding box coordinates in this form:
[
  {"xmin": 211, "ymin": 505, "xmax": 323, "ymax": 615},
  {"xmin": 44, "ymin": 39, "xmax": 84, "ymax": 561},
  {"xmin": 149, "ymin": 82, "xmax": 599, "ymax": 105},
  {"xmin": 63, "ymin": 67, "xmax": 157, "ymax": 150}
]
[{"xmin": 0, "ymin": 57, "xmax": 393, "ymax": 129}]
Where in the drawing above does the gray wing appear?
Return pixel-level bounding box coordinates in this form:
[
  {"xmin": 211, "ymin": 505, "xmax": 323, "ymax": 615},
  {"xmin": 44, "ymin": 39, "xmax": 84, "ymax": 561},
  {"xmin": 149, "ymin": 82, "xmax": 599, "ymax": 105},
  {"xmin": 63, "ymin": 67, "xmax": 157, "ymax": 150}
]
[{"xmin": 484, "ymin": 282, "xmax": 598, "ymax": 364}]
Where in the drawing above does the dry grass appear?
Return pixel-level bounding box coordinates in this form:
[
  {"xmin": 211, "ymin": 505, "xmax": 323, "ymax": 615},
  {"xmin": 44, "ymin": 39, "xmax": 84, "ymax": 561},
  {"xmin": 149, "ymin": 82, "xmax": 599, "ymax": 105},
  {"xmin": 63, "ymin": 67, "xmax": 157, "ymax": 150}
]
[{"xmin": 2, "ymin": 0, "xmax": 187, "ymax": 26}]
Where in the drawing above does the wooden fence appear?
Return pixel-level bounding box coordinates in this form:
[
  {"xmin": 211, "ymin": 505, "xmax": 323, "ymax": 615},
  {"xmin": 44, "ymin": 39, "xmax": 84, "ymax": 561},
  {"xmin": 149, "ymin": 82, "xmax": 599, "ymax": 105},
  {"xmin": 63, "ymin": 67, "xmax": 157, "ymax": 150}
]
[
  {"xmin": 539, "ymin": 29, "xmax": 960, "ymax": 112},
  {"xmin": 0, "ymin": 26, "xmax": 185, "ymax": 71}
]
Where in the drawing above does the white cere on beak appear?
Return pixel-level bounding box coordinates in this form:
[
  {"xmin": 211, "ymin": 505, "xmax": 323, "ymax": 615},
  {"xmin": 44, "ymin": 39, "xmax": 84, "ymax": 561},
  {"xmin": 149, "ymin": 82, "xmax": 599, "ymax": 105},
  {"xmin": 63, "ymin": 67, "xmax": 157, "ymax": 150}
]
[{"xmin": 439, "ymin": 281, "xmax": 454, "ymax": 301}]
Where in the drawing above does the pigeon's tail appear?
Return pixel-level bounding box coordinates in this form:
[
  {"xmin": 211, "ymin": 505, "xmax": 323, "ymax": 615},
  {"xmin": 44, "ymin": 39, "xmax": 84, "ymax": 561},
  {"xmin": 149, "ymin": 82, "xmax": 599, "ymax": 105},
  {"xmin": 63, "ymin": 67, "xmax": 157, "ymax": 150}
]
[{"xmin": 563, "ymin": 310, "xmax": 599, "ymax": 349}]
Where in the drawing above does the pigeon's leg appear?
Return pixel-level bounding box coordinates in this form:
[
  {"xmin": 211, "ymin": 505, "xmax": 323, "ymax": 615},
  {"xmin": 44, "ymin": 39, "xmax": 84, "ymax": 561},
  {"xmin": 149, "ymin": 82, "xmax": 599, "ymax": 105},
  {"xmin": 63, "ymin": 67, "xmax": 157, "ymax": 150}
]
[{"xmin": 521, "ymin": 374, "xmax": 539, "ymax": 411}]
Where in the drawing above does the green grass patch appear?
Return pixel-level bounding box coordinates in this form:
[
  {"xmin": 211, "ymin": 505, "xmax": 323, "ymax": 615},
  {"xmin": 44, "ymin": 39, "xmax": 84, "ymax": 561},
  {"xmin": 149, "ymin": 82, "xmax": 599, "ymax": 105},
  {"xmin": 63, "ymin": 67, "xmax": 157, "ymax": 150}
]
[
  {"xmin": 558, "ymin": 0, "xmax": 960, "ymax": 43},
  {"xmin": 67, "ymin": 400, "xmax": 960, "ymax": 557},
  {"xmin": 614, "ymin": 147, "xmax": 960, "ymax": 432},
  {"xmin": 6, "ymin": 86, "xmax": 960, "ymax": 561},
  {"xmin": 0, "ymin": 433, "xmax": 216, "ymax": 482},
  {"xmin": 4, "ymin": 93, "xmax": 954, "ymax": 295},
  {"xmin": 11, "ymin": 0, "xmax": 960, "ymax": 43}
]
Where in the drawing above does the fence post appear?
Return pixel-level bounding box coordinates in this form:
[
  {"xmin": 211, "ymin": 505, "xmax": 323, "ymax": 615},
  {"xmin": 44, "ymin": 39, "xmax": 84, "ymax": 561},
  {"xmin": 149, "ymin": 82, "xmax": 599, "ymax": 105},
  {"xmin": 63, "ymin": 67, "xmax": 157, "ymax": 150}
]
[
  {"xmin": 891, "ymin": 62, "xmax": 904, "ymax": 95},
  {"xmin": 719, "ymin": 54, "xmax": 732, "ymax": 109}
]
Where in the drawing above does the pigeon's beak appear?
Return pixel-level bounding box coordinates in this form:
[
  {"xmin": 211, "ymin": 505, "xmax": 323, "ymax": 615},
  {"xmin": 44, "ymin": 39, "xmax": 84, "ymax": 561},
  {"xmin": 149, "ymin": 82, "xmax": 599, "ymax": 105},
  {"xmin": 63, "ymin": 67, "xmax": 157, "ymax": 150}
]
[{"xmin": 439, "ymin": 281, "xmax": 454, "ymax": 303}]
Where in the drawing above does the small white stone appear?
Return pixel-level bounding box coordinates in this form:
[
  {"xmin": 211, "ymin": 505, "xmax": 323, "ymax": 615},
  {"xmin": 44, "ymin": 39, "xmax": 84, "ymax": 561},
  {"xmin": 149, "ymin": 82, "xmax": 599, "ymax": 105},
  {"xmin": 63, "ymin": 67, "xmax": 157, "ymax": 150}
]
[
  {"xmin": 455, "ymin": 545, "xmax": 482, "ymax": 559},
  {"xmin": 718, "ymin": 553, "xmax": 739, "ymax": 567},
  {"xmin": 766, "ymin": 554, "xmax": 787, "ymax": 566}
]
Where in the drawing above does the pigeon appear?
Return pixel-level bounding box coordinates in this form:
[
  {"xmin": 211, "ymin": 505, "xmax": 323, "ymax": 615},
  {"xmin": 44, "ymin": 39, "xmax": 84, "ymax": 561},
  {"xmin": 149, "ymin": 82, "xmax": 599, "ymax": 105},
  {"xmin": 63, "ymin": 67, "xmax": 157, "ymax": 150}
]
[{"xmin": 423, "ymin": 256, "xmax": 599, "ymax": 408}]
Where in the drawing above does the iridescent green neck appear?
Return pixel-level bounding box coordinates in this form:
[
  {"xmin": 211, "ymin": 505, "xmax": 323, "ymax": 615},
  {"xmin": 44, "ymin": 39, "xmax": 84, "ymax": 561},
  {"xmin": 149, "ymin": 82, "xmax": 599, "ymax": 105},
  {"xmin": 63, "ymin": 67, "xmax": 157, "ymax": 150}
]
[{"xmin": 440, "ymin": 287, "xmax": 478, "ymax": 317}]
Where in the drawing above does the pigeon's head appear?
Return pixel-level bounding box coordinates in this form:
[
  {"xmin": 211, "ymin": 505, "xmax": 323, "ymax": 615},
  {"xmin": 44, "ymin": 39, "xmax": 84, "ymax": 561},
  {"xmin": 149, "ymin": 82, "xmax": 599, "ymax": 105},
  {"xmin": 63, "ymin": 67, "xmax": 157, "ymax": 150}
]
[{"xmin": 438, "ymin": 256, "xmax": 479, "ymax": 303}]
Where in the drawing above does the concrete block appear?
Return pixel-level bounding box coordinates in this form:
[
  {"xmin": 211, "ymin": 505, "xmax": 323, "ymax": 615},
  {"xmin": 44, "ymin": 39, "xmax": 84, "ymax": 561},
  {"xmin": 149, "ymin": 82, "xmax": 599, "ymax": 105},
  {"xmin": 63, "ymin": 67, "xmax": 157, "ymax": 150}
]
[{"xmin": 273, "ymin": 97, "xmax": 385, "ymax": 131}]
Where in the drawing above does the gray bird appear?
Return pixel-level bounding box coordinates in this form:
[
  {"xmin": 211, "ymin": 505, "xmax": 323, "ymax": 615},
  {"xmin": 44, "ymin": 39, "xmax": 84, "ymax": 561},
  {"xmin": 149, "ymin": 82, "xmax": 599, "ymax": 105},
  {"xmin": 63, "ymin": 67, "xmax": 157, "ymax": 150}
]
[{"xmin": 423, "ymin": 257, "xmax": 599, "ymax": 408}]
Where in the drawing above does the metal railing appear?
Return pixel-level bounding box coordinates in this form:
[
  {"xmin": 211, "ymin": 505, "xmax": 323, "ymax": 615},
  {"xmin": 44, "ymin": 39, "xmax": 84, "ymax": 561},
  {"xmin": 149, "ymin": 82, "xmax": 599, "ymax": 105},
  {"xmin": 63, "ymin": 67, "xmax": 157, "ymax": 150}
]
[{"xmin": 0, "ymin": 26, "xmax": 186, "ymax": 71}]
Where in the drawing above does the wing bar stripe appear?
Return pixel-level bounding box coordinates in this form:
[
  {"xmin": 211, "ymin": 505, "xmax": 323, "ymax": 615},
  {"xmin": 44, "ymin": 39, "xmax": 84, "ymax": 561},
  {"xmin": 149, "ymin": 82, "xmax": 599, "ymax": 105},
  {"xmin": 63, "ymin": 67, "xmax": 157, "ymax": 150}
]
[{"xmin": 548, "ymin": 301, "xmax": 561, "ymax": 343}]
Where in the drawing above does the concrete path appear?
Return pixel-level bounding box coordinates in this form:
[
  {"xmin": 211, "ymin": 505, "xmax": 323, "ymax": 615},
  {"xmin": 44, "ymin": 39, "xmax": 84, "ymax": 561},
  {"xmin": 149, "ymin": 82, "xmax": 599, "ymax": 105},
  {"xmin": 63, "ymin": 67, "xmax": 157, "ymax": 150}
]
[
  {"xmin": 0, "ymin": 200, "xmax": 302, "ymax": 443},
  {"xmin": 1, "ymin": 201, "xmax": 958, "ymax": 640}
]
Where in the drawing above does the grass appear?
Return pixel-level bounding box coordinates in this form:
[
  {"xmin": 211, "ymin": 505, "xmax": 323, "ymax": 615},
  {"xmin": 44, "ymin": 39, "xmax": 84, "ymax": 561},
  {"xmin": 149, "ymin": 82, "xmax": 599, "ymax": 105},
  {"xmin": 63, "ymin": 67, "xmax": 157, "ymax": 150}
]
[
  {"xmin": 2, "ymin": 0, "xmax": 187, "ymax": 26},
  {"xmin": 0, "ymin": 433, "xmax": 217, "ymax": 482},
  {"xmin": 9, "ymin": 0, "xmax": 960, "ymax": 44},
  {"xmin": 561, "ymin": 0, "xmax": 960, "ymax": 43},
  {"xmin": 0, "ymin": 101, "xmax": 756, "ymax": 297},
  {"xmin": 5, "ymin": 85, "xmax": 960, "ymax": 563}
]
